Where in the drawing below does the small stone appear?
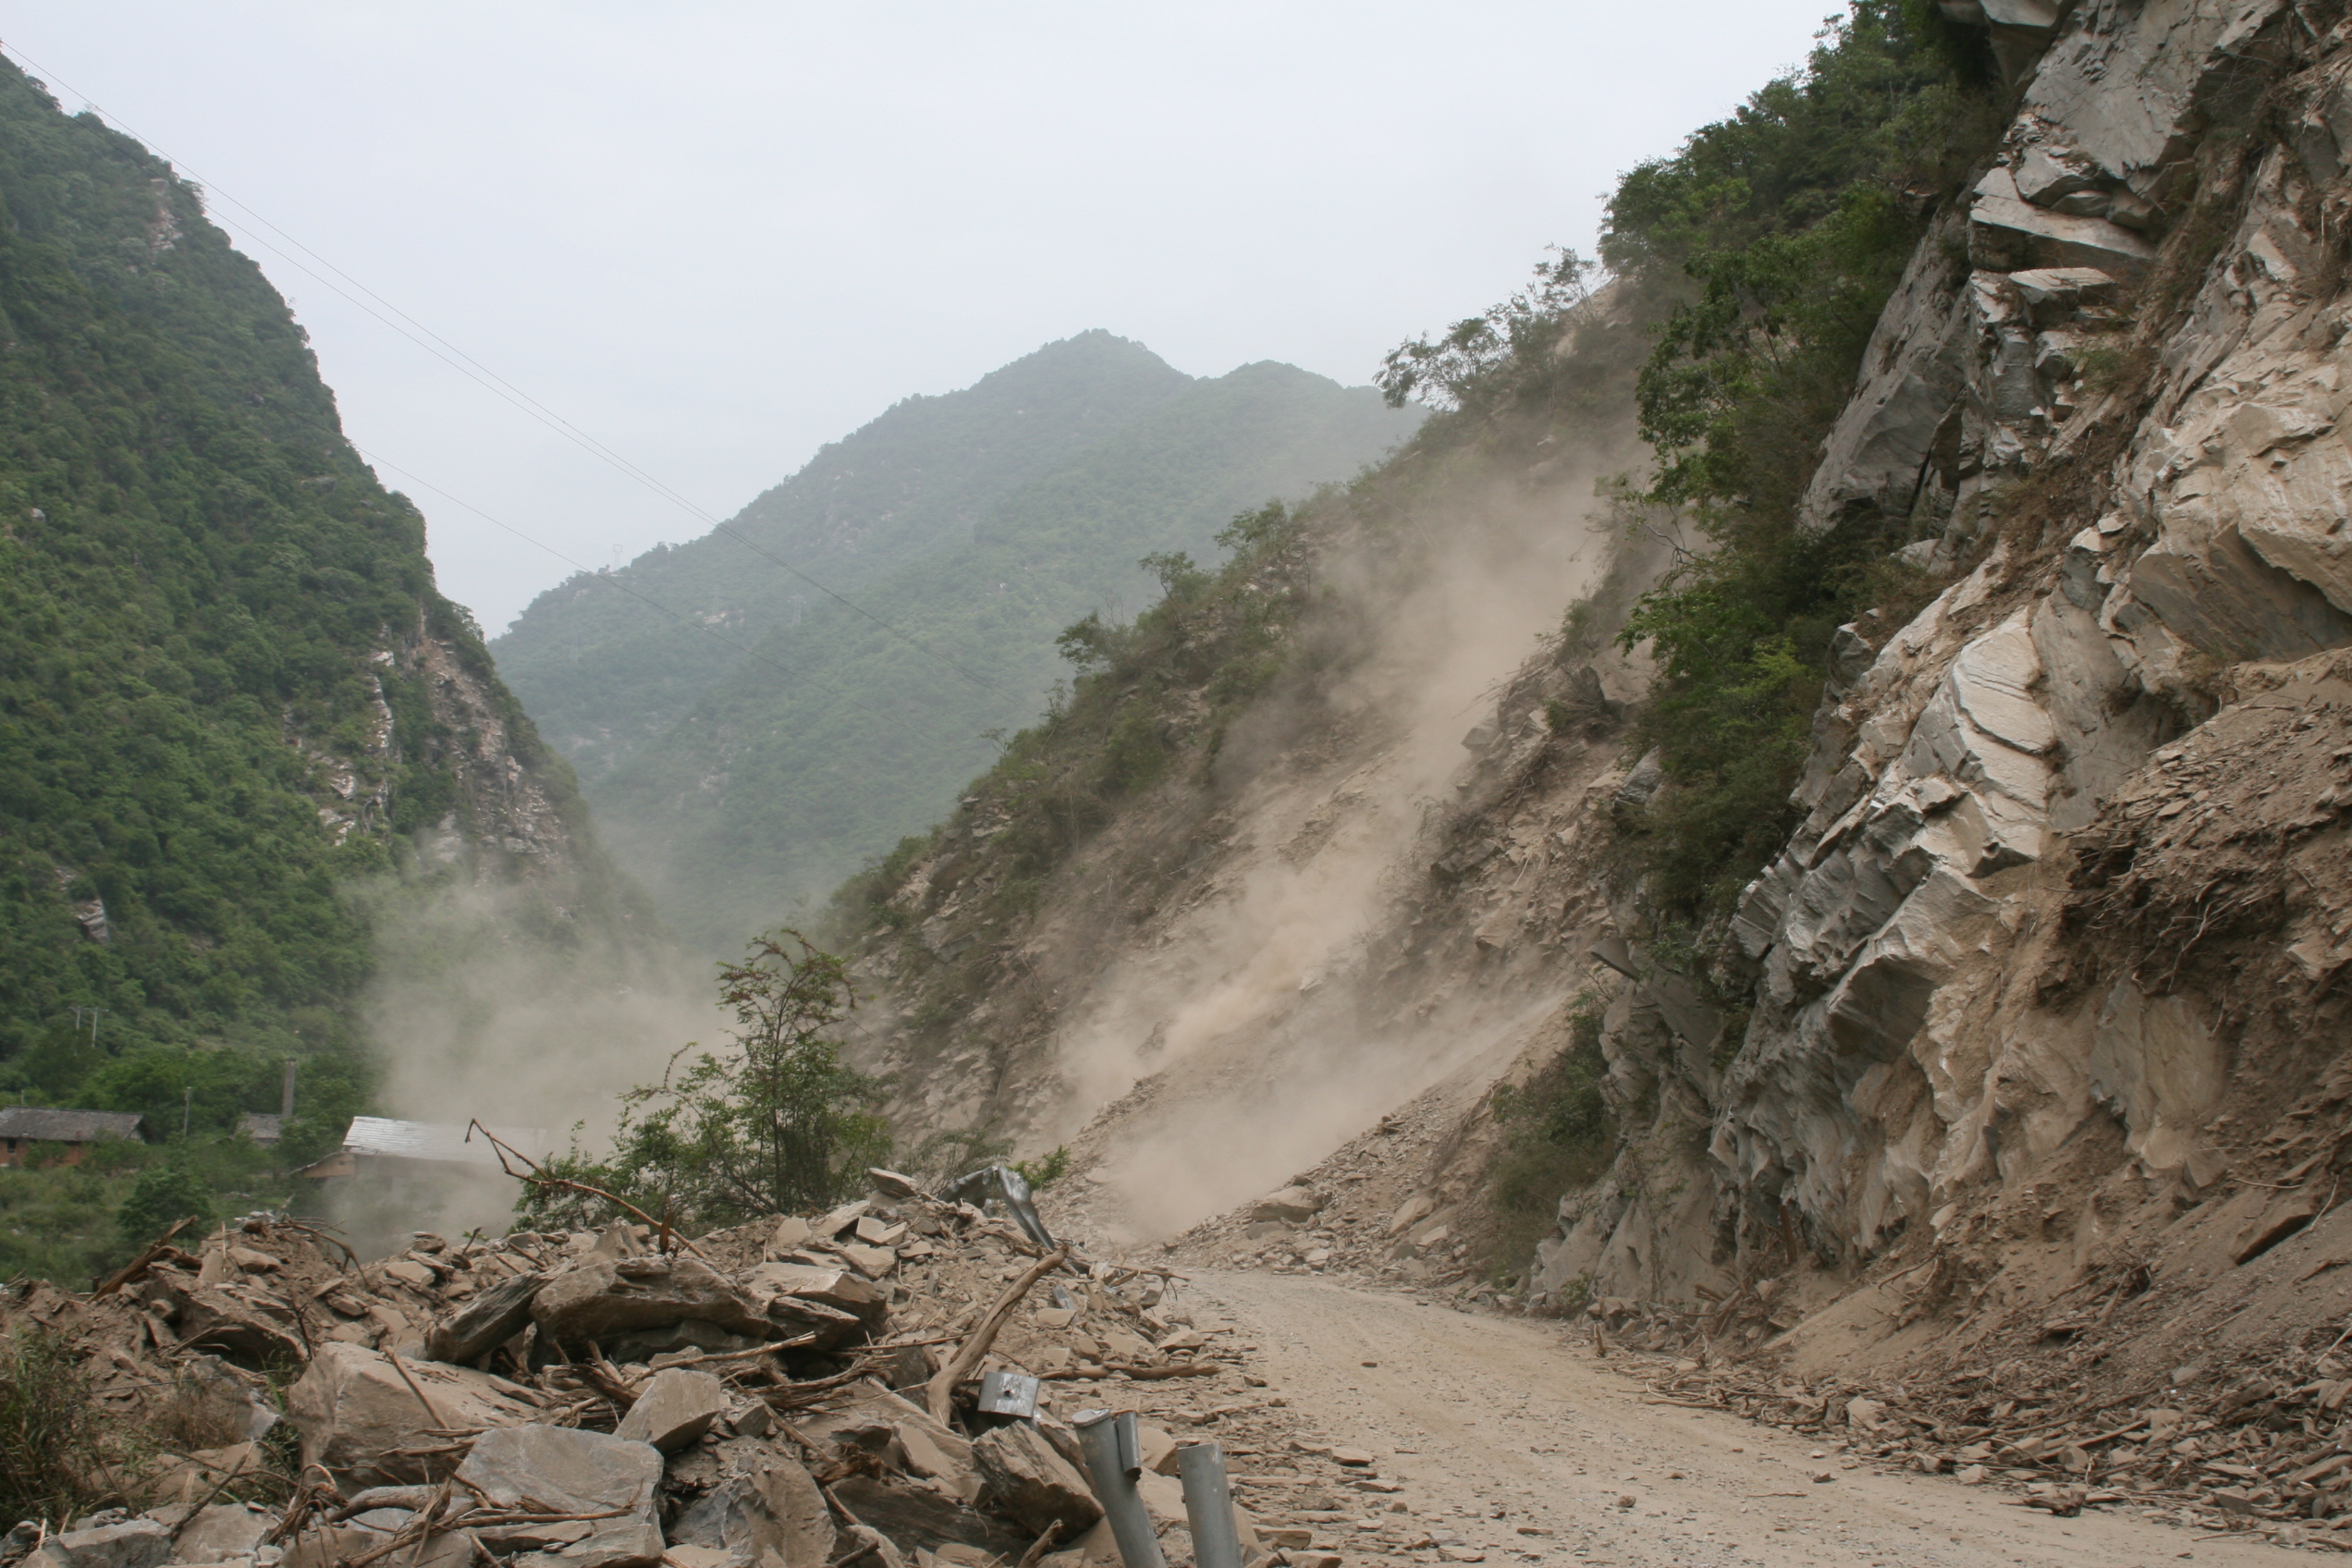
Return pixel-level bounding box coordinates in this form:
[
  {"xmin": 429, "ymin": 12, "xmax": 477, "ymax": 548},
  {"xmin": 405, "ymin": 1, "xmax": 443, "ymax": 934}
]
[
  {"xmin": 1614, "ymin": 1494, "xmax": 1635, "ymax": 1509},
  {"xmin": 838, "ymin": 1243, "xmax": 898, "ymax": 1279},
  {"xmin": 1437, "ymin": 1550, "xmax": 1484, "ymax": 1563},
  {"xmin": 1810, "ymin": 1470, "xmax": 1834, "ymax": 1484},
  {"xmin": 1330, "ymin": 1447, "xmax": 1375, "ymax": 1466},
  {"xmin": 1957, "ymin": 1464, "xmax": 1988, "ymax": 1486}
]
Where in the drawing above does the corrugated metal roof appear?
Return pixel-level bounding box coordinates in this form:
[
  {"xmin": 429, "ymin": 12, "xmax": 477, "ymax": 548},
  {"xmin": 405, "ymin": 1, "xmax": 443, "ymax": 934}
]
[
  {"xmin": 0, "ymin": 1107, "xmax": 149, "ymax": 1144},
  {"xmin": 337, "ymin": 1116, "xmax": 550, "ymax": 1169}
]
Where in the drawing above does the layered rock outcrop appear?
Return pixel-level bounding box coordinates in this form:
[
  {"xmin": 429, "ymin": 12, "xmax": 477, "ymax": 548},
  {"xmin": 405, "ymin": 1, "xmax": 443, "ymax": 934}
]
[{"xmin": 1533, "ymin": 0, "xmax": 2352, "ymax": 1327}]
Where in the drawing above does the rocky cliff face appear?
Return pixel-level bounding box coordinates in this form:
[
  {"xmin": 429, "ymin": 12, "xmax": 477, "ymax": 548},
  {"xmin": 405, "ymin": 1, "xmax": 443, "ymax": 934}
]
[
  {"xmin": 840, "ymin": 0, "xmax": 2352, "ymax": 1397},
  {"xmin": 1521, "ymin": 0, "xmax": 2352, "ymax": 1380}
]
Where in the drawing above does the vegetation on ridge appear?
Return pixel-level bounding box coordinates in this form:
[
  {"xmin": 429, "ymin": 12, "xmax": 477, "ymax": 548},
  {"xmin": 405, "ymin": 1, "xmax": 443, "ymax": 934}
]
[
  {"xmin": 1608, "ymin": 0, "xmax": 2005, "ymax": 916},
  {"xmin": 0, "ymin": 60, "xmax": 628, "ymax": 1280}
]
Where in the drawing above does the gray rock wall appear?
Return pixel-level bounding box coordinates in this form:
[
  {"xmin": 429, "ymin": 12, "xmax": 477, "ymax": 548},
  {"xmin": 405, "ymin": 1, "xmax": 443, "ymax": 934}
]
[{"xmin": 1533, "ymin": 1, "xmax": 2352, "ymax": 1308}]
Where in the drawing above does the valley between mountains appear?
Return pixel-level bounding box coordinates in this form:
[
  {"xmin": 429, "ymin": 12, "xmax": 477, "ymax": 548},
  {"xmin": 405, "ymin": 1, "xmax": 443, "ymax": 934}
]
[{"xmin": 12, "ymin": 0, "xmax": 2352, "ymax": 1562}]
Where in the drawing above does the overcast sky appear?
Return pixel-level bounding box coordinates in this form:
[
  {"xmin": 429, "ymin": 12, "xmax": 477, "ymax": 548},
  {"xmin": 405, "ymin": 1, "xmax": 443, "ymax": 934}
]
[{"xmin": 5, "ymin": 3, "xmax": 1837, "ymax": 632}]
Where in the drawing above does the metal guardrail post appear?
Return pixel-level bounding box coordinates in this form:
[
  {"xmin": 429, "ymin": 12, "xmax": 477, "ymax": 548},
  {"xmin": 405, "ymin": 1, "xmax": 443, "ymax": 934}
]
[
  {"xmin": 1074, "ymin": 1410, "xmax": 1166, "ymax": 1568},
  {"xmin": 1177, "ymin": 1441, "xmax": 1243, "ymax": 1568}
]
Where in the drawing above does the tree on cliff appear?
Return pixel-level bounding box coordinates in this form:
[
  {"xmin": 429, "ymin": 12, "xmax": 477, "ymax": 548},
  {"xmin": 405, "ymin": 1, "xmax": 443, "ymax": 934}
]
[{"xmin": 523, "ymin": 930, "xmax": 890, "ymax": 1230}]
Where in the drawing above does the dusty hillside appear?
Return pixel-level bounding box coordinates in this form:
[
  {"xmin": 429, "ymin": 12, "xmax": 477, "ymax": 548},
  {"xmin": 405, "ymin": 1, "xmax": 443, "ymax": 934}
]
[
  {"xmin": 828, "ymin": 273, "xmax": 1667, "ymax": 1246},
  {"xmin": 836, "ymin": 0, "xmax": 2352, "ymax": 1504}
]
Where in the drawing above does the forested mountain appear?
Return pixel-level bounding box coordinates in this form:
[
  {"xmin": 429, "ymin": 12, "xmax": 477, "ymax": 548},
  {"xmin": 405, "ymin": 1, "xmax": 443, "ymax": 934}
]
[
  {"xmin": 0, "ymin": 57, "xmax": 643, "ymax": 1267},
  {"xmin": 493, "ymin": 332, "xmax": 1196, "ymax": 791},
  {"xmin": 496, "ymin": 342, "xmax": 1416, "ymax": 949}
]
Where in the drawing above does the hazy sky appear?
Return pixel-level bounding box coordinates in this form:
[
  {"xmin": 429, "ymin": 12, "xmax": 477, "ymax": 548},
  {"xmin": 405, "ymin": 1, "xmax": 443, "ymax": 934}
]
[{"xmin": 6, "ymin": 3, "xmax": 1837, "ymax": 632}]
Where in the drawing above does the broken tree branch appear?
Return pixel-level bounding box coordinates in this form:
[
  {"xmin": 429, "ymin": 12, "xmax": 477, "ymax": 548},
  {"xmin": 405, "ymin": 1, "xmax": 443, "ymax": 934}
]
[
  {"xmin": 467, "ymin": 1120, "xmax": 712, "ymax": 1261},
  {"xmin": 925, "ymin": 1246, "xmax": 1068, "ymax": 1424},
  {"xmin": 94, "ymin": 1217, "xmax": 193, "ymax": 1295},
  {"xmin": 385, "ymin": 1345, "xmax": 451, "ymax": 1430}
]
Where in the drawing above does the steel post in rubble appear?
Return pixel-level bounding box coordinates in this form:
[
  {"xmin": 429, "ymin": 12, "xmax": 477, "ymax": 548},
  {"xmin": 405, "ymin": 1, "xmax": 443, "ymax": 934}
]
[
  {"xmin": 1177, "ymin": 1441, "xmax": 1243, "ymax": 1568},
  {"xmin": 1075, "ymin": 1410, "xmax": 1165, "ymax": 1568}
]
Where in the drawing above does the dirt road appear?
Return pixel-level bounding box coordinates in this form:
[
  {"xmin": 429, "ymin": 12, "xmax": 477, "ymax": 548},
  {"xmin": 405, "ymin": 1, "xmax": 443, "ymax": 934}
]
[{"xmin": 1187, "ymin": 1270, "xmax": 2308, "ymax": 1568}]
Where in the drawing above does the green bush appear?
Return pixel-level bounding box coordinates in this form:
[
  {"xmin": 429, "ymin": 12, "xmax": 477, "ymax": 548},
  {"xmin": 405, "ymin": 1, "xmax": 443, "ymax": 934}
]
[
  {"xmin": 1605, "ymin": 1, "xmax": 2005, "ymax": 915},
  {"xmin": 0, "ymin": 1328, "xmax": 119, "ymax": 1526},
  {"xmin": 116, "ymin": 1160, "xmax": 214, "ymax": 1248},
  {"xmin": 1012, "ymin": 1145, "xmax": 1072, "ymax": 1191},
  {"xmin": 1485, "ymin": 996, "xmax": 1615, "ymax": 1281},
  {"xmin": 522, "ymin": 931, "xmax": 890, "ymax": 1231}
]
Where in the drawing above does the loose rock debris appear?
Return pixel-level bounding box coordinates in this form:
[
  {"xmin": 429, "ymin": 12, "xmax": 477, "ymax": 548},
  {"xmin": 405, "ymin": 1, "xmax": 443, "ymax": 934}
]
[
  {"xmin": 0, "ymin": 1173, "xmax": 1421, "ymax": 1568},
  {"xmin": 1582, "ymin": 1333, "xmax": 2352, "ymax": 1552}
]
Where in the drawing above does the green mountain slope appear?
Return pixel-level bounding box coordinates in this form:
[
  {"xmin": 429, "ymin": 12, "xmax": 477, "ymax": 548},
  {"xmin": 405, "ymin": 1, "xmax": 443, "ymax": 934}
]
[
  {"xmin": 512, "ymin": 356, "xmax": 1417, "ymax": 950},
  {"xmin": 0, "ymin": 60, "xmax": 640, "ymax": 1189},
  {"xmin": 493, "ymin": 331, "xmax": 1196, "ymax": 789}
]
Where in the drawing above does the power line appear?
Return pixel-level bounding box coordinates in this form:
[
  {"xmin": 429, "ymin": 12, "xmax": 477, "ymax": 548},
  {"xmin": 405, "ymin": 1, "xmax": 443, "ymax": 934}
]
[{"xmin": 4, "ymin": 45, "xmax": 1008, "ymax": 694}]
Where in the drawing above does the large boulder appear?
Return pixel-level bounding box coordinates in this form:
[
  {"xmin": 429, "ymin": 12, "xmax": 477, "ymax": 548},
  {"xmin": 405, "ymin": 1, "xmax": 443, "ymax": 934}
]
[
  {"xmin": 424, "ymin": 1271, "xmax": 543, "ymax": 1366},
  {"xmin": 531, "ymin": 1256, "xmax": 768, "ymax": 1350},
  {"xmin": 612, "ymin": 1367, "xmax": 726, "ymax": 1453},
  {"xmin": 793, "ymin": 1380, "xmax": 977, "ymax": 1503},
  {"xmin": 973, "ymin": 1421, "xmax": 1101, "ymax": 1537},
  {"xmin": 827, "ymin": 1476, "xmax": 1026, "ymax": 1562},
  {"xmin": 1249, "ymin": 1187, "xmax": 1325, "ymax": 1224},
  {"xmin": 667, "ymin": 1449, "xmax": 838, "ymax": 1568},
  {"xmin": 284, "ymin": 1343, "xmax": 543, "ymax": 1488},
  {"xmin": 28, "ymin": 1522, "xmax": 171, "ymax": 1568},
  {"xmin": 170, "ymin": 1503, "xmax": 271, "ymax": 1564},
  {"xmin": 739, "ymin": 1263, "xmax": 888, "ymax": 1330},
  {"xmin": 454, "ymin": 1426, "xmax": 663, "ymax": 1568}
]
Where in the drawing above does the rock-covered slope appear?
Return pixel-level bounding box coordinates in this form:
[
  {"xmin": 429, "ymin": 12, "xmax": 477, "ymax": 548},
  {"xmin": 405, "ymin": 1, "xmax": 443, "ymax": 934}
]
[
  {"xmin": 834, "ymin": 1, "xmax": 2352, "ymax": 1466},
  {"xmin": 0, "ymin": 58, "xmax": 642, "ymax": 1146}
]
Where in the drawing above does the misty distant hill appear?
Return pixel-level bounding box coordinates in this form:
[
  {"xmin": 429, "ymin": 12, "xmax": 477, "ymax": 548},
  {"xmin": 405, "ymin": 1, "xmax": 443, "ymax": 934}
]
[{"xmin": 494, "ymin": 335, "xmax": 1419, "ymax": 949}]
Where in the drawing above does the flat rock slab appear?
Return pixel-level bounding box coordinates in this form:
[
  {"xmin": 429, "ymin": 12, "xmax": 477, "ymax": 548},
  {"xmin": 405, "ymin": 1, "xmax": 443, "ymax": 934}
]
[
  {"xmin": 455, "ymin": 1425, "xmax": 664, "ymax": 1568},
  {"xmin": 533, "ymin": 1256, "xmax": 769, "ymax": 1346},
  {"xmin": 285, "ymin": 1344, "xmax": 543, "ymax": 1489},
  {"xmin": 169, "ymin": 1503, "xmax": 271, "ymax": 1564},
  {"xmin": 30, "ymin": 1522, "xmax": 173, "ymax": 1568},
  {"xmin": 741, "ymin": 1262, "xmax": 888, "ymax": 1328}
]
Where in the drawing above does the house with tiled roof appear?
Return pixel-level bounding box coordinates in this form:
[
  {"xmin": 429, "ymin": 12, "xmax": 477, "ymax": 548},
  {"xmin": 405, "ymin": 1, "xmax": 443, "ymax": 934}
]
[{"xmin": 0, "ymin": 1107, "xmax": 153, "ymax": 1166}]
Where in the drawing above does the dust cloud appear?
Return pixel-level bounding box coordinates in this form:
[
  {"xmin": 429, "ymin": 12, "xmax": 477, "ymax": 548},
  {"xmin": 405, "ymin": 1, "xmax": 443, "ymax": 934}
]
[
  {"xmin": 334, "ymin": 876, "xmax": 725, "ymax": 1254},
  {"xmin": 1036, "ymin": 448, "xmax": 1644, "ymax": 1239}
]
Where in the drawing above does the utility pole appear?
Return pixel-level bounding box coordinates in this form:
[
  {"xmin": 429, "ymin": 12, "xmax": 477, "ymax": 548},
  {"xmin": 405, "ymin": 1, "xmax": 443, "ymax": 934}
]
[
  {"xmin": 281, "ymin": 1059, "xmax": 298, "ymax": 1121},
  {"xmin": 182, "ymin": 1084, "xmax": 191, "ymax": 1139}
]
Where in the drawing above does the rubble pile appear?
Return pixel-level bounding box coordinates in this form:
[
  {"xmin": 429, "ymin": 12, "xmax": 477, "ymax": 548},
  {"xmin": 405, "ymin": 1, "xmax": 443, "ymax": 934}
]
[
  {"xmin": 1579, "ymin": 1337, "xmax": 2352, "ymax": 1550},
  {"xmin": 1155, "ymin": 1098, "xmax": 1517, "ymax": 1316},
  {"xmin": 0, "ymin": 1171, "xmax": 1395, "ymax": 1568}
]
